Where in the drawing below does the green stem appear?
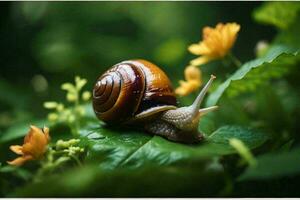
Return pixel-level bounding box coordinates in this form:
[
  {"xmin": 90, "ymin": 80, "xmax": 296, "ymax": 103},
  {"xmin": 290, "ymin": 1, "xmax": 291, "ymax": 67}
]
[
  {"xmin": 228, "ymin": 52, "xmax": 242, "ymax": 68},
  {"xmin": 69, "ymin": 154, "xmax": 82, "ymax": 167},
  {"xmin": 74, "ymin": 92, "xmax": 81, "ymax": 136}
]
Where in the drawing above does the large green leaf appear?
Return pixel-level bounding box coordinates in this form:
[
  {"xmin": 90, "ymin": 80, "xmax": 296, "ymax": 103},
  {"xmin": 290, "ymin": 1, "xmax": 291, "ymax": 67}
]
[
  {"xmin": 206, "ymin": 46, "xmax": 300, "ymax": 107},
  {"xmin": 7, "ymin": 123, "xmax": 268, "ymax": 197},
  {"xmin": 11, "ymin": 163, "xmax": 226, "ymax": 197},
  {"xmin": 83, "ymin": 124, "xmax": 268, "ymax": 169},
  {"xmin": 238, "ymin": 147, "xmax": 300, "ymax": 181}
]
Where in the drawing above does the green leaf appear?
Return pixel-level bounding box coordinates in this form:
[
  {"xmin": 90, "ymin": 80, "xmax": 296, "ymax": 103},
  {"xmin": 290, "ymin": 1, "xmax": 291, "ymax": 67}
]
[
  {"xmin": 84, "ymin": 124, "xmax": 268, "ymax": 169},
  {"xmin": 0, "ymin": 165, "xmax": 32, "ymax": 181},
  {"xmin": 12, "ymin": 164, "xmax": 226, "ymax": 197},
  {"xmin": 206, "ymin": 46, "xmax": 300, "ymax": 107},
  {"xmin": 253, "ymin": 2, "xmax": 300, "ymax": 30},
  {"xmin": 275, "ymin": 15, "xmax": 300, "ymax": 48},
  {"xmin": 208, "ymin": 126, "xmax": 267, "ymax": 150},
  {"xmin": 239, "ymin": 147, "xmax": 300, "ymax": 181}
]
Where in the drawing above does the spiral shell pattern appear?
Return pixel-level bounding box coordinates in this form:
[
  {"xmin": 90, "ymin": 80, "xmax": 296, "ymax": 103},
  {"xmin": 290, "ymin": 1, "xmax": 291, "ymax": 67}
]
[{"xmin": 93, "ymin": 60, "xmax": 177, "ymax": 124}]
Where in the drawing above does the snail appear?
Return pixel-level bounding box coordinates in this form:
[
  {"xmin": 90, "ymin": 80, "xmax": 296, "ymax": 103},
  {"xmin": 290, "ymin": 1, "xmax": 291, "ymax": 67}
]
[{"xmin": 92, "ymin": 59, "xmax": 218, "ymax": 143}]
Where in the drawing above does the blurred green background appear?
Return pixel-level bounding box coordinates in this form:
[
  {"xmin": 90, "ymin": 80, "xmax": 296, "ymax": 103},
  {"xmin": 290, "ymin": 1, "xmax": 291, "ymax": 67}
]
[
  {"xmin": 1, "ymin": 2, "xmax": 300, "ymax": 197},
  {"xmin": 0, "ymin": 2, "xmax": 275, "ymax": 129}
]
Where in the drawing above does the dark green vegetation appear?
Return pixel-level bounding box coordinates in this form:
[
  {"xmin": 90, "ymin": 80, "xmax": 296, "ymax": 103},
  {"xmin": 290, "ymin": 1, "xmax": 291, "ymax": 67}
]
[{"xmin": 1, "ymin": 2, "xmax": 300, "ymax": 197}]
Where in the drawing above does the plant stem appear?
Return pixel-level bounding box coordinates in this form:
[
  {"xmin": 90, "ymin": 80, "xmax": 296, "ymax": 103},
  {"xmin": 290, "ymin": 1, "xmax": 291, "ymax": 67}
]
[
  {"xmin": 73, "ymin": 91, "xmax": 80, "ymax": 136},
  {"xmin": 228, "ymin": 52, "xmax": 242, "ymax": 68},
  {"xmin": 70, "ymin": 154, "xmax": 82, "ymax": 167}
]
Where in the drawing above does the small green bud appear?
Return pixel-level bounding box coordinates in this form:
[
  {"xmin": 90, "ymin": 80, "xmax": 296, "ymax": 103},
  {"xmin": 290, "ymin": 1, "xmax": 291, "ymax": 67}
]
[
  {"xmin": 75, "ymin": 76, "xmax": 81, "ymax": 83},
  {"xmin": 66, "ymin": 93, "xmax": 77, "ymax": 102},
  {"xmin": 255, "ymin": 40, "xmax": 269, "ymax": 57},
  {"xmin": 68, "ymin": 115, "xmax": 75, "ymax": 123},
  {"xmin": 67, "ymin": 146, "xmax": 83, "ymax": 156},
  {"xmin": 76, "ymin": 106, "xmax": 85, "ymax": 116},
  {"xmin": 68, "ymin": 139, "xmax": 80, "ymax": 146},
  {"xmin": 75, "ymin": 76, "xmax": 87, "ymax": 90},
  {"xmin": 56, "ymin": 103, "xmax": 65, "ymax": 112},
  {"xmin": 56, "ymin": 139, "xmax": 69, "ymax": 150},
  {"xmin": 48, "ymin": 113, "xmax": 58, "ymax": 122},
  {"xmin": 60, "ymin": 109, "xmax": 71, "ymax": 121},
  {"xmin": 44, "ymin": 102, "xmax": 58, "ymax": 109},
  {"xmin": 61, "ymin": 83, "xmax": 76, "ymax": 93},
  {"xmin": 82, "ymin": 91, "xmax": 91, "ymax": 101},
  {"xmin": 56, "ymin": 139, "xmax": 80, "ymax": 150}
]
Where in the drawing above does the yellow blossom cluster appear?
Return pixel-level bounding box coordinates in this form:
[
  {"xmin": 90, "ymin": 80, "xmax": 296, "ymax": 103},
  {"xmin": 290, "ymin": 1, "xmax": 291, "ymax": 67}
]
[
  {"xmin": 175, "ymin": 65, "xmax": 202, "ymax": 96},
  {"xmin": 175, "ymin": 22, "xmax": 240, "ymax": 96},
  {"xmin": 189, "ymin": 22, "xmax": 240, "ymax": 66}
]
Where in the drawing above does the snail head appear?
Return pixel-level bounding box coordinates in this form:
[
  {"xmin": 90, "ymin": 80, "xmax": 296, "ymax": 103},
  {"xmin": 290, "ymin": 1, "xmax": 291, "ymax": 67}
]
[{"xmin": 160, "ymin": 75, "xmax": 218, "ymax": 133}]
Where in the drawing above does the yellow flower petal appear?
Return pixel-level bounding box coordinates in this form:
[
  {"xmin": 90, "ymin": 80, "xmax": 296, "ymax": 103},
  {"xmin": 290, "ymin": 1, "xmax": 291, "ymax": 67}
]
[
  {"xmin": 175, "ymin": 80, "xmax": 201, "ymax": 97},
  {"xmin": 175, "ymin": 66, "xmax": 202, "ymax": 97},
  {"xmin": 9, "ymin": 145, "xmax": 23, "ymax": 155},
  {"xmin": 190, "ymin": 56, "xmax": 213, "ymax": 66},
  {"xmin": 42, "ymin": 126, "xmax": 50, "ymax": 143},
  {"xmin": 185, "ymin": 65, "xmax": 202, "ymax": 82},
  {"xmin": 189, "ymin": 22, "xmax": 240, "ymax": 66},
  {"xmin": 7, "ymin": 155, "xmax": 33, "ymax": 166}
]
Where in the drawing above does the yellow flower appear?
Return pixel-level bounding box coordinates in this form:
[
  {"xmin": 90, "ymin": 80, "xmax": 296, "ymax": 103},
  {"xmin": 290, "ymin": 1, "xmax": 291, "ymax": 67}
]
[
  {"xmin": 188, "ymin": 22, "xmax": 240, "ymax": 66},
  {"xmin": 175, "ymin": 65, "xmax": 202, "ymax": 96},
  {"xmin": 7, "ymin": 125, "xmax": 50, "ymax": 166}
]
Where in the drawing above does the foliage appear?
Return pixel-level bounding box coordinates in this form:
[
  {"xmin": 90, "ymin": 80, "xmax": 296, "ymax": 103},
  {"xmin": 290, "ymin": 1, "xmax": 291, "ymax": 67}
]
[
  {"xmin": 253, "ymin": 2, "xmax": 300, "ymax": 30},
  {"xmin": 1, "ymin": 1, "xmax": 300, "ymax": 198},
  {"xmin": 206, "ymin": 45, "xmax": 299, "ymax": 106},
  {"xmin": 43, "ymin": 76, "xmax": 91, "ymax": 135},
  {"xmin": 84, "ymin": 124, "xmax": 268, "ymax": 169},
  {"xmin": 239, "ymin": 147, "xmax": 300, "ymax": 181},
  {"xmin": 12, "ymin": 164, "xmax": 227, "ymax": 197}
]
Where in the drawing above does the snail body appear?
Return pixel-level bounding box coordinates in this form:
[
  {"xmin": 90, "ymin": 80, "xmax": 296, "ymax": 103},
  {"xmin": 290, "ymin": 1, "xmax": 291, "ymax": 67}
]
[{"xmin": 93, "ymin": 59, "xmax": 217, "ymax": 143}]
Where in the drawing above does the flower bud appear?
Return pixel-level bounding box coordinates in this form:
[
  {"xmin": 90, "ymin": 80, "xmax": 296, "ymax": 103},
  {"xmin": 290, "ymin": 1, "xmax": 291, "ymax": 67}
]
[
  {"xmin": 44, "ymin": 102, "xmax": 58, "ymax": 109},
  {"xmin": 48, "ymin": 113, "xmax": 58, "ymax": 122},
  {"xmin": 76, "ymin": 106, "xmax": 85, "ymax": 116},
  {"xmin": 66, "ymin": 93, "xmax": 77, "ymax": 102},
  {"xmin": 75, "ymin": 76, "xmax": 87, "ymax": 90},
  {"xmin": 61, "ymin": 83, "xmax": 76, "ymax": 93},
  {"xmin": 56, "ymin": 139, "xmax": 69, "ymax": 150},
  {"xmin": 56, "ymin": 139, "xmax": 80, "ymax": 150},
  {"xmin": 68, "ymin": 115, "xmax": 75, "ymax": 123},
  {"xmin": 56, "ymin": 103, "xmax": 65, "ymax": 112},
  {"xmin": 82, "ymin": 91, "xmax": 91, "ymax": 101}
]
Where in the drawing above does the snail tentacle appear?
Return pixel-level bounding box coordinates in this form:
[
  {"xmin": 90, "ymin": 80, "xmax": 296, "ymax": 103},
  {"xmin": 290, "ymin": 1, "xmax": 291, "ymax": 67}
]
[
  {"xmin": 199, "ymin": 106, "xmax": 218, "ymax": 116},
  {"xmin": 134, "ymin": 105, "xmax": 177, "ymax": 120}
]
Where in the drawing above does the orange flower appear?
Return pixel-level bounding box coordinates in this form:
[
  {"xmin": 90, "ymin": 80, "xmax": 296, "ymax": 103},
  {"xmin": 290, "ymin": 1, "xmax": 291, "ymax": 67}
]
[
  {"xmin": 188, "ymin": 22, "xmax": 240, "ymax": 66},
  {"xmin": 7, "ymin": 125, "xmax": 50, "ymax": 166},
  {"xmin": 175, "ymin": 65, "xmax": 202, "ymax": 96}
]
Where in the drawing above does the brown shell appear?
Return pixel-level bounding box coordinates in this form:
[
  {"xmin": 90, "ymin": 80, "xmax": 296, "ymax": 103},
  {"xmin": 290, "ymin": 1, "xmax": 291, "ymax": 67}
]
[{"xmin": 92, "ymin": 59, "xmax": 177, "ymax": 124}]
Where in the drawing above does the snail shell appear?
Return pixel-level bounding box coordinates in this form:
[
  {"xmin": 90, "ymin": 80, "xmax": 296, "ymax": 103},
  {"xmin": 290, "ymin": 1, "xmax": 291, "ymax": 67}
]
[{"xmin": 92, "ymin": 60, "xmax": 177, "ymax": 124}]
